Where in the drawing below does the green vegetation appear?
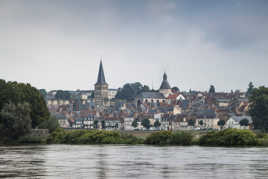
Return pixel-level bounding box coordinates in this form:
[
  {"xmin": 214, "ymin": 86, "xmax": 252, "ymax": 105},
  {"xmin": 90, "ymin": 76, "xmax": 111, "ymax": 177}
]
[
  {"xmin": 217, "ymin": 120, "xmax": 226, "ymax": 130},
  {"xmin": 249, "ymin": 86, "xmax": 268, "ymax": 132},
  {"xmin": 55, "ymin": 90, "xmax": 71, "ymax": 100},
  {"xmin": 199, "ymin": 128, "xmax": 258, "ymax": 146},
  {"xmin": 115, "ymin": 82, "xmax": 150, "ymax": 101},
  {"xmin": 141, "ymin": 118, "xmax": 150, "ymax": 129},
  {"xmin": 47, "ymin": 129, "xmax": 144, "ymax": 145},
  {"xmin": 246, "ymin": 82, "xmax": 254, "ymax": 97},
  {"xmin": 0, "ymin": 79, "xmax": 50, "ymax": 144},
  {"xmin": 0, "ymin": 102, "xmax": 32, "ymax": 142},
  {"xmin": 132, "ymin": 119, "xmax": 138, "ymax": 128},
  {"xmin": 154, "ymin": 120, "xmax": 161, "ymax": 128},
  {"xmin": 0, "ymin": 79, "xmax": 49, "ymax": 128},
  {"xmin": 144, "ymin": 131, "xmax": 193, "ymax": 146}
]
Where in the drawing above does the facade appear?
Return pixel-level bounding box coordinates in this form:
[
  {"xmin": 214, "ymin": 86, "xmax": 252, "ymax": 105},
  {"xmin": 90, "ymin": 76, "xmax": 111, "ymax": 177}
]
[
  {"xmin": 108, "ymin": 89, "xmax": 118, "ymax": 99},
  {"xmin": 225, "ymin": 115, "xmax": 252, "ymax": 129},
  {"xmin": 94, "ymin": 61, "xmax": 109, "ymax": 107},
  {"xmin": 136, "ymin": 91, "xmax": 166, "ymax": 104}
]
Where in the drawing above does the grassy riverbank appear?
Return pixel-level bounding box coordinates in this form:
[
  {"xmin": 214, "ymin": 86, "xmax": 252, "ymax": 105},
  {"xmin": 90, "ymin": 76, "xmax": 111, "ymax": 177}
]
[{"xmin": 1, "ymin": 128, "xmax": 268, "ymax": 147}]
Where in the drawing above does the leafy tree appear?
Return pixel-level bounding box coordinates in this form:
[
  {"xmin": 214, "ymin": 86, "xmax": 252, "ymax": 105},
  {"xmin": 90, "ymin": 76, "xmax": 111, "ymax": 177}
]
[
  {"xmin": 0, "ymin": 80, "xmax": 50, "ymax": 128},
  {"xmin": 209, "ymin": 85, "xmax": 215, "ymax": 94},
  {"xmin": 55, "ymin": 90, "xmax": 71, "ymax": 100},
  {"xmin": 132, "ymin": 119, "xmax": 138, "ymax": 128},
  {"xmin": 249, "ymin": 86, "xmax": 268, "ymax": 131},
  {"xmin": 218, "ymin": 120, "xmax": 226, "ymax": 130},
  {"xmin": 246, "ymin": 82, "xmax": 254, "ymax": 97},
  {"xmin": 198, "ymin": 120, "xmax": 204, "ymax": 126},
  {"xmin": 116, "ymin": 82, "xmax": 150, "ymax": 101},
  {"xmin": 101, "ymin": 120, "xmax": 106, "ymax": 129},
  {"xmin": 141, "ymin": 118, "xmax": 150, "ymax": 129},
  {"xmin": 154, "ymin": 119, "xmax": 161, "ymax": 129},
  {"xmin": 188, "ymin": 119, "xmax": 195, "ymax": 126},
  {"xmin": 172, "ymin": 86, "xmax": 180, "ymax": 93},
  {"xmin": 39, "ymin": 89, "xmax": 47, "ymax": 97},
  {"xmin": 0, "ymin": 102, "xmax": 32, "ymax": 140},
  {"xmin": 39, "ymin": 116, "xmax": 59, "ymax": 132},
  {"xmin": 240, "ymin": 119, "xmax": 249, "ymax": 126},
  {"xmin": 93, "ymin": 120, "xmax": 99, "ymax": 129}
]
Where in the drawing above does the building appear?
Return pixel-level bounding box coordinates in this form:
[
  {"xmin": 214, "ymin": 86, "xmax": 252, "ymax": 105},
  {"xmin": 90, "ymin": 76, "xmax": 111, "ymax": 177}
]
[
  {"xmin": 225, "ymin": 115, "xmax": 253, "ymax": 129},
  {"xmin": 94, "ymin": 61, "xmax": 109, "ymax": 107},
  {"xmin": 136, "ymin": 91, "xmax": 166, "ymax": 105},
  {"xmin": 159, "ymin": 73, "xmax": 173, "ymax": 98},
  {"xmin": 108, "ymin": 89, "xmax": 118, "ymax": 100}
]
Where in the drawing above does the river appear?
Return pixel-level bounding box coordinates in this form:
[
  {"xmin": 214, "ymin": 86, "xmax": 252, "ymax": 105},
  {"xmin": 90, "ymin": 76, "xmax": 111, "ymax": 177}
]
[{"xmin": 0, "ymin": 145, "xmax": 268, "ymax": 179}]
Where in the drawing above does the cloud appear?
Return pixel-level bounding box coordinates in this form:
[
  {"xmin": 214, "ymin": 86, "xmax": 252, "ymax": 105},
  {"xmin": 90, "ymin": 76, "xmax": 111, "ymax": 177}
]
[{"xmin": 0, "ymin": 0, "xmax": 267, "ymax": 92}]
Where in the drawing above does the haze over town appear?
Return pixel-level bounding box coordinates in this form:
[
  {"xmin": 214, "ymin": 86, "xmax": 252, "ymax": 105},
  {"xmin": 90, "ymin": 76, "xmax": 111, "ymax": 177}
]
[{"xmin": 1, "ymin": 0, "xmax": 268, "ymax": 91}]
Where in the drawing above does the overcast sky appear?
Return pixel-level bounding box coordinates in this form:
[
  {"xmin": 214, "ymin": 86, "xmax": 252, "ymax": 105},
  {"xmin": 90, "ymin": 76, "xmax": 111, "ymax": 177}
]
[{"xmin": 1, "ymin": 0, "xmax": 268, "ymax": 92}]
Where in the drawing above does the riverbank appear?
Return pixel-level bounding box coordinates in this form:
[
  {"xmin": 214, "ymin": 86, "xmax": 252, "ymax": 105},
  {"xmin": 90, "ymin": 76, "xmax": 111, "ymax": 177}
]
[{"xmin": 1, "ymin": 128, "xmax": 268, "ymax": 147}]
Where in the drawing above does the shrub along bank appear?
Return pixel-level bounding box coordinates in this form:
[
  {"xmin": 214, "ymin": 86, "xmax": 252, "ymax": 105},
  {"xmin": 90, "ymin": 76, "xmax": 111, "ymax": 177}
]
[
  {"xmin": 47, "ymin": 129, "xmax": 144, "ymax": 145},
  {"xmin": 2, "ymin": 128, "xmax": 268, "ymax": 147}
]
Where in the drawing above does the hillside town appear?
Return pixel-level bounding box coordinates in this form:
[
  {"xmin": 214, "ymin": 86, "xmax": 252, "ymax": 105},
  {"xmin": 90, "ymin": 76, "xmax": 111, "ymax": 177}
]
[{"xmin": 43, "ymin": 61, "xmax": 252, "ymax": 131}]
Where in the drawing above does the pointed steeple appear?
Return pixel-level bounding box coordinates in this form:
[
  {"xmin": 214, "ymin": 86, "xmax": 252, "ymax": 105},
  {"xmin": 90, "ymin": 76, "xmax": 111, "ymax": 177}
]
[{"xmin": 96, "ymin": 60, "xmax": 107, "ymax": 85}]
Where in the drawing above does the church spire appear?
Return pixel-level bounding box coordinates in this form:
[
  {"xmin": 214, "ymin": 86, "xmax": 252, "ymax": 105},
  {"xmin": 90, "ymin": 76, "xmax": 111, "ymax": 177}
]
[{"xmin": 96, "ymin": 60, "xmax": 107, "ymax": 85}]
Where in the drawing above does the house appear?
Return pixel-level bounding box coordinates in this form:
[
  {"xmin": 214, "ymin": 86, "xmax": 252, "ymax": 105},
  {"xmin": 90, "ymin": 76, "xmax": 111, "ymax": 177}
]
[
  {"xmin": 72, "ymin": 118, "xmax": 84, "ymax": 128},
  {"xmin": 136, "ymin": 92, "xmax": 166, "ymax": 104},
  {"xmin": 83, "ymin": 114, "xmax": 96, "ymax": 129},
  {"xmin": 101, "ymin": 118, "xmax": 122, "ymax": 130},
  {"xmin": 195, "ymin": 109, "xmax": 219, "ymax": 130},
  {"xmin": 123, "ymin": 117, "xmax": 135, "ymax": 130},
  {"xmin": 225, "ymin": 115, "xmax": 253, "ymax": 129}
]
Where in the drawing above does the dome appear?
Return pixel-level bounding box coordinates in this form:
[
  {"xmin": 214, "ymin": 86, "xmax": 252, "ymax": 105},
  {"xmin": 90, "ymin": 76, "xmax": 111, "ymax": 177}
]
[{"xmin": 160, "ymin": 73, "xmax": 171, "ymax": 89}]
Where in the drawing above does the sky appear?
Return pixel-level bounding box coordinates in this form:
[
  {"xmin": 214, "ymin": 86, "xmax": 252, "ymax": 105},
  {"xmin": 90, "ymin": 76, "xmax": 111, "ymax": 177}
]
[{"xmin": 0, "ymin": 0, "xmax": 268, "ymax": 92}]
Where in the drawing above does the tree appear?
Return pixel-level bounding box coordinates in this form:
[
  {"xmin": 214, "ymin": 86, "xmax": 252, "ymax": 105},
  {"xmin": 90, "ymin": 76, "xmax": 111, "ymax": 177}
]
[
  {"xmin": 132, "ymin": 119, "xmax": 138, "ymax": 128},
  {"xmin": 246, "ymin": 82, "xmax": 254, "ymax": 97},
  {"xmin": 249, "ymin": 86, "xmax": 268, "ymax": 131},
  {"xmin": 209, "ymin": 85, "xmax": 215, "ymax": 94},
  {"xmin": 154, "ymin": 119, "xmax": 161, "ymax": 129},
  {"xmin": 39, "ymin": 89, "xmax": 47, "ymax": 97},
  {"xmin": 93, "ymin": 120, "xmax": 99, "ymax": 129},
  {"xmin": 218, "ymin": 120, "xmax": 226, "ymax": 130},
  {"xmin": 0, "ymin": 102, "xmax": 32, "ymax": 140},
  {"xmin": 115, "ymin": 82, "xmax": 150, "ymax": 101},
  {"xmin": 55, "ymin": 90, "xmax": 71, "ymax": 100},
  {"xmin": 198, "ymin": 120, "xmax": 204, "ymax": 126},
  {"xmin": 0, "ymin": 80, "xmax": 50, "ymax": 128},
  {"xmin": 141, "ymin": 118, "xmax": 150, "ymax": 130},
  {"xmin": 39, "ymin": 116, "xmax": 59, "ymax": 133},
  {"xmin": 172, "ymin": 86, "xmax": 180, "ymax": 93},
  {"xmin": 101, "ymin": 120, "xmax": 106, "ymax": 129},
  {"xmin": 188, "ymin": 119, "xmax": 195, "ymax": 126},
  {"xmin": 240, "ymin": 119, "xmax": 249, "ymax": 126}
]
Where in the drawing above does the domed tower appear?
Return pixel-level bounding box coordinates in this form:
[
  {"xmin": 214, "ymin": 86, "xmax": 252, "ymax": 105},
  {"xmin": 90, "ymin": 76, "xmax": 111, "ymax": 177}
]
[
  {"xmin": 159, "ymin": 72, "xmax": 172, "ymax": 98},
  {"xmin": 94, "ymin": 60, "xmax": 109, "ymax": 107}
]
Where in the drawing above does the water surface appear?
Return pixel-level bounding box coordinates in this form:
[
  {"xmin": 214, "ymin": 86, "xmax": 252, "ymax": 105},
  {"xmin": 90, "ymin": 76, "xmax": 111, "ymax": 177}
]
[{"xmin": 0, "ymin": 145, "xmax": 268, "ymax": 179}]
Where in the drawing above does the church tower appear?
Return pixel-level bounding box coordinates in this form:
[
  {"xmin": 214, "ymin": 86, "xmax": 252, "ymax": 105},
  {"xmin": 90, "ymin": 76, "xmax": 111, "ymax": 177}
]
[
  {"xmin": 94, "ymin": 60, "xmax": 109, "ymax": 107},
  {"xmin": 159, "ymin": 72, "xmax": 172, "ymax": 98}
]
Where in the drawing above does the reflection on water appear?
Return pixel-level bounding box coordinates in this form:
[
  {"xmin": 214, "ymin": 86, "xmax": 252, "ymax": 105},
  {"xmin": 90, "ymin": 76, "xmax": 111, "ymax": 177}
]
[{"xmin": 0, "ymin": 145, "xmax": 268, "ymax": 179}]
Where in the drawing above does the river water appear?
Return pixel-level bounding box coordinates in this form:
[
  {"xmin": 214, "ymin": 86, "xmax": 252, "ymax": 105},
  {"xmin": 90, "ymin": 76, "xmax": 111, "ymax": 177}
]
[{"xmin": 0, "ymin": 145, "xmax": 268, "ymax": 179}]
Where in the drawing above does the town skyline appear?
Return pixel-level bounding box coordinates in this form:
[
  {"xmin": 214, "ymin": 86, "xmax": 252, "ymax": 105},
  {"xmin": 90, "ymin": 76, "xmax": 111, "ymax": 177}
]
[{"xmin": 1, "ymin": 0, "xmax": 268, "ymax": 91}]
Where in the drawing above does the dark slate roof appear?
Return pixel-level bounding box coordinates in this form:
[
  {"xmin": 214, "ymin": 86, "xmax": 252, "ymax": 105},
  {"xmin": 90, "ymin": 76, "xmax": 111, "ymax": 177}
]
[
  {"xmin": 196, "ymin": 109, "xmax": 216, "ymax": 119},
  {"xmin": 160, "ymin": 73, "xmax": 171, "ymax": 89},
  {"xmin": 138, "ymin": 92, "xmax": 165, "ymax": 99},
  {"xmin": 95, "ymin": 60, "xmax": 107, "ymax": 85}
]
